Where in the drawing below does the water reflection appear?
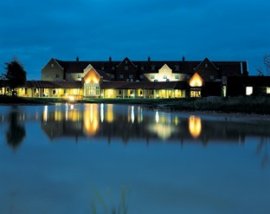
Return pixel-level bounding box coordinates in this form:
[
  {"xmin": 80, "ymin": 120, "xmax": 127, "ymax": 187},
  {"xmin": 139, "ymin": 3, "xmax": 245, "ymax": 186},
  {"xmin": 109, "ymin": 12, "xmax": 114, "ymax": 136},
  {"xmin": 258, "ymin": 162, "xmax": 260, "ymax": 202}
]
[
  {"xmin": 188, "ymin": 116, "xmax": 202, "ymax": 139},
  {"xmin": 6, "ymin": 108, "xmax": 26, "ymax": 150},
  {"xmin": 1, "ymin": 104, "xmax": 270, "ymax": 148}
]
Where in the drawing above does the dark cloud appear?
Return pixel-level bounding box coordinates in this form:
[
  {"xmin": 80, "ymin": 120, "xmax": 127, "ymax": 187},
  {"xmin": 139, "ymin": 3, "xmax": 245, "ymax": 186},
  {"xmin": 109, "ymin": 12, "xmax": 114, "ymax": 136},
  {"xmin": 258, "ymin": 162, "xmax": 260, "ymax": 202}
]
[{"xmin": 0, "ymin": 0, "xmax": 270, "ymax": 79}]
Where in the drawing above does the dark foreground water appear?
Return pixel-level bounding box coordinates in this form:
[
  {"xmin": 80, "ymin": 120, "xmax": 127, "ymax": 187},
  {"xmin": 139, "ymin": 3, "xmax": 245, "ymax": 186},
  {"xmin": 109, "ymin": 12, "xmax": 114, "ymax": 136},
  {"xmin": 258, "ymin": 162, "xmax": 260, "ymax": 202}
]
[{"xmin": 0, "ymin": 104, "xmax": 270, "ymax": 214}]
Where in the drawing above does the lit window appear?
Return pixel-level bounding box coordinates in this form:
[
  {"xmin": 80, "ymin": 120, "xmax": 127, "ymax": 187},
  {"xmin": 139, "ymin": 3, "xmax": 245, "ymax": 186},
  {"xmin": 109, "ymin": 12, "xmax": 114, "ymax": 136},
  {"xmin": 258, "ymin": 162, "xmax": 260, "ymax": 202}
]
[
  {"xmin": 267, "ymin": 87, "xmax": 270, "ymax": 94},
  {"xmin": 246, "ymin": 86, "xmax": 253, "ymax": 96}
]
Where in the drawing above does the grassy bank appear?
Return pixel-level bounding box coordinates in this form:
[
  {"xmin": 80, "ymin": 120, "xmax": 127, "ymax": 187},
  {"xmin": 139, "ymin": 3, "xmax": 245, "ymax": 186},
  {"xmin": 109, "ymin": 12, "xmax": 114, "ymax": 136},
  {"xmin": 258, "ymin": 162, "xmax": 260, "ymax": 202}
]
[
  {"xmin": 0, "ymin": 95, "xmax": 66, "ymax": 105},
  {"xmin": 1, "ymin": 95, "xmax": 270, "ymax": 114},
  {"xmin": 159, "ymin": 96, "xmax": 270, "ymax": 115}
]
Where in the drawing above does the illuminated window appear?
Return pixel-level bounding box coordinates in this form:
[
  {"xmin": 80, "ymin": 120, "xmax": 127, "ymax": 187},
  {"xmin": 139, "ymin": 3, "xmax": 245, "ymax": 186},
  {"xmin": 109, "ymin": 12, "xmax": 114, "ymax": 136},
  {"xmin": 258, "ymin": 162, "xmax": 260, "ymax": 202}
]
[
  {"xmin": 246, "ymin": 86, "xmax": 253, "ymax": 96},
  {"xmin": 190, "ymin": 90, "xmax": 201, "ymax": 98},
  {"xmin": 266, "ymin": 87, "xmax": 270, "ymax": 94}
]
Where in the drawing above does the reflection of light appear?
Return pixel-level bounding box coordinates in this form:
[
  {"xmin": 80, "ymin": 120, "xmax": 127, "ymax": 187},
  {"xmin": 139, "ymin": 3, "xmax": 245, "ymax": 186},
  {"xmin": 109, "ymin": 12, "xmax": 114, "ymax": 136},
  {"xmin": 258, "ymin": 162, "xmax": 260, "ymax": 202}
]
[
  {"xmin": 137, "ymin": 107, "xmax": 143, "ymax": 123},
  {"xmin": 54, "ymin": 111, "xmax": 63, "ymax": 121},
  {"xmin": 188, "ymin": 116, "xmax": 202, "ymax": 138},
  {"xmin": 148, "ymin": 124, "xmax": 176, "ymax": 140},
  {"xmin": 106, "ymin": 104, "xmax": 114, "ymax": 123},
  {"xmin": 70, "ymin": 104, "xmax": 74, "ymax": 110},
  {"xmin": 84, "ymin": 104, "xmax": 99, "ymax": 136},
  {"xmin": 131, "ymin": 106, "xmax": 135, "ymax": 123},
  {"xmin": 100, "ymin": 103, "xmax": 104, "ymax": 122},
  {"xmin": 174, "ymin": 117, "xmax": 179, "ymax": 125},
  {"xmin": 155, "ymin": 111, "xmax": 159, "ymax": 123},
  {"xmin": 43, "ymin": 106, "xmax": 48, "ymax": 122},
  {"xmin": 189, "ymin": 73, "xmax": 203, "ymax": 87}
]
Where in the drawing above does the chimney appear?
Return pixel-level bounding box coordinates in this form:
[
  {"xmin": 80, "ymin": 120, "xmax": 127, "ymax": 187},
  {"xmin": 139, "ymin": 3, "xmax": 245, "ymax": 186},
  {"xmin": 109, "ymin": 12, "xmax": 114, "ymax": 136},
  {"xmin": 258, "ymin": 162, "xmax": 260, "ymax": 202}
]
[
  {"xmin": 182, "ymin": 56, "xmax": 186, "ymax": 62},
  {"xmin": 148, "ymin": 56, "xmax": 151, "ymax": 62},
  {"xmin": 76, "ymin": 56, "xmax": 79, "ymax": 62},
  {"xmin": 109, "ymin": 56, "xmax": 112, "ymax": 62}
]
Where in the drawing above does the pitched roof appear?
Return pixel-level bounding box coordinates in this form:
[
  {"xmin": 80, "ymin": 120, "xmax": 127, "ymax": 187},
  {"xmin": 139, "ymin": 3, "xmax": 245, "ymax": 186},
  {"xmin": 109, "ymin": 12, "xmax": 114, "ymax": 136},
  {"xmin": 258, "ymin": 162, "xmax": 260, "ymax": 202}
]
[
  {"xmin": 25, "ymin": 81, "xmax": 82, "ymax": 88},
  {"xmin": 53, "ymin": 58, "xmax": 246, "ymax": 77}
]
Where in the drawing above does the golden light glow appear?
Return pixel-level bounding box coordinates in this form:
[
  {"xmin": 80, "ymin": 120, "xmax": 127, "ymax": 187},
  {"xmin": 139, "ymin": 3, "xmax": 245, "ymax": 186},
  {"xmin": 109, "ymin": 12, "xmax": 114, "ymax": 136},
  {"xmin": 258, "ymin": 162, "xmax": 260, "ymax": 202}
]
[
  {"xmin": 106, "ymin": 104, "xmax": 114, "ymax": 123},
  {"xmin": 68, "ymin": 96, "xmax": 75, "ymax": 102},
  {"xmin": 188, "ymin": 116, "xmax": 202, "ymax": 138},
  {"xmin": 83, "ymin": 104, "xmax": 99, "ymax": 136},
  {"xmin": 43, "ymin": 106, "xmax": 48, "ymax": 122},
  {"xmin": 105, "ymin": 89, "xmax": 116, "ymax": 98},
  {"xmin": 54, "ymin": 111, "xmax": 63, "ymax": 121},
  {"xmin": 189, "ymin": 73, "xmax": 203, "ymax": 87},
  {"xmin": 148, "ymin": 124, "xmax": 176, "ymax": 140},
  {"xmin": 84, "ymin": 68, "xmax": 100, "ymax": 84}
]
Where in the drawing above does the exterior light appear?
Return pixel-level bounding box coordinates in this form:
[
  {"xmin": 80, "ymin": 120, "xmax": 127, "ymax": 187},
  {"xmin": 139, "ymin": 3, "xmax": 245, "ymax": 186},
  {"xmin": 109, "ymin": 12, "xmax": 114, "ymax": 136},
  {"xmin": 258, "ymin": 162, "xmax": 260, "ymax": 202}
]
[{"xmin": 189, "ymin": 73, "xmax": 203, "ymax": 87}]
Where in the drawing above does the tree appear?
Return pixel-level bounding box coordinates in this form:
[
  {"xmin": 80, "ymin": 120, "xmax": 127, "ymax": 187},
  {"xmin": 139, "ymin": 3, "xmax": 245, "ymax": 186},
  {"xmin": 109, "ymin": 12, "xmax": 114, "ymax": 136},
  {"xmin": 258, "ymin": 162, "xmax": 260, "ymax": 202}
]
[{"xmin": 3, "ymin": 60, "xmax": 26, "ymax": 96}]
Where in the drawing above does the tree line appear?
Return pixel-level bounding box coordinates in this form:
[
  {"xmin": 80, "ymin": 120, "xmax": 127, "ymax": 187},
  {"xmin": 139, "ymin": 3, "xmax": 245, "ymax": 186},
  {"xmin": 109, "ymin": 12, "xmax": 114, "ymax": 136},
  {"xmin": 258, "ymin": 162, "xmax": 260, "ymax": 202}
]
[{"xmin": 1, "ymin": 60, "xmax": 27, "ymax": 96}]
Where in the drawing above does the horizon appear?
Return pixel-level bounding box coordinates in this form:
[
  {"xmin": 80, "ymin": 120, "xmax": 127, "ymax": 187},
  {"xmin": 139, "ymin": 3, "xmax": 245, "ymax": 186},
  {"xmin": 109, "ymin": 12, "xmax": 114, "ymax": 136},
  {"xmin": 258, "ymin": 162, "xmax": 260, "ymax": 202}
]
[{"xmin": 1, "ymin": 0, "xmax": 270, "ymax": 80}]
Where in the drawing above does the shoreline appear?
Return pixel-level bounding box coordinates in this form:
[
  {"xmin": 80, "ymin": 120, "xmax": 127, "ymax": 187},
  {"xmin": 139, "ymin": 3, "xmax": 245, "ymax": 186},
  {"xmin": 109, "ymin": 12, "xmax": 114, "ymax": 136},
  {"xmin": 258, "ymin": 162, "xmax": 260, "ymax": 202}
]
[{"xmin": 1, "ymin": 95, "xmax": 270, "ymax": 115}]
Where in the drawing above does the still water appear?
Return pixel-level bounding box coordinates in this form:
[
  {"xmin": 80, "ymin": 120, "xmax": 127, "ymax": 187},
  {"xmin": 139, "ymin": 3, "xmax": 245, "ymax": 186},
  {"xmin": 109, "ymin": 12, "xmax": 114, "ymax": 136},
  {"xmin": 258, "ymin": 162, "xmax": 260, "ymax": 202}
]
[{"xmin": 0, "ymin": 103, "xmax": 270, "ymax": 214}]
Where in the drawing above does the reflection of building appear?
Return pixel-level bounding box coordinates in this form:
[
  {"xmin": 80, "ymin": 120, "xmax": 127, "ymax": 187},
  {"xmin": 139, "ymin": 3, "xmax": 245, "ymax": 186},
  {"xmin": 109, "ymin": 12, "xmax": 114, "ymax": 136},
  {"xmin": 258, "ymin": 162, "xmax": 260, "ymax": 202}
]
[
  {"xmin": 1, "ymin": 57, "xmax": 250, "ymax": 99},
  {"xmin": 38, "ymin": 104, "xmax": 270, "ymax": 145}
]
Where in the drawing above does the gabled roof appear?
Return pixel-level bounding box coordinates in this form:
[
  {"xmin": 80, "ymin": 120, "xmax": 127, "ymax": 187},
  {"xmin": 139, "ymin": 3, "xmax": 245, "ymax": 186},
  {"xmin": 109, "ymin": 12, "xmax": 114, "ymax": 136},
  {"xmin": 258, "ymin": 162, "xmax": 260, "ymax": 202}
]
[{"xmin": 52, "ymin": 58, "xmax": 246, "ymax": 77}]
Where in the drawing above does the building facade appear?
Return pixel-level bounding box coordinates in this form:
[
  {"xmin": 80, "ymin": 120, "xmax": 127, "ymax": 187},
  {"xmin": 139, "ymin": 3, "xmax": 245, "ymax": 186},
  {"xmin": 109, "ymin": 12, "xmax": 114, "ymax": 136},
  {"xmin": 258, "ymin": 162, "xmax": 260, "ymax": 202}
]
[{"xmin": 1, "ymin": 57, "xmax": 254, "ymax": 99}]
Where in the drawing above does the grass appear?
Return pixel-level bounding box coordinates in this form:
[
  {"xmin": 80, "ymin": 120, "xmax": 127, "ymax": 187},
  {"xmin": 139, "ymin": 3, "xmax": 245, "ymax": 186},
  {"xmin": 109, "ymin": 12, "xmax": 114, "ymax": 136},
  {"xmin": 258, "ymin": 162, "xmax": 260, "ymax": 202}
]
[{"xmin": 1, "ymin": 95, "xmax": 270, "ymax": 114}]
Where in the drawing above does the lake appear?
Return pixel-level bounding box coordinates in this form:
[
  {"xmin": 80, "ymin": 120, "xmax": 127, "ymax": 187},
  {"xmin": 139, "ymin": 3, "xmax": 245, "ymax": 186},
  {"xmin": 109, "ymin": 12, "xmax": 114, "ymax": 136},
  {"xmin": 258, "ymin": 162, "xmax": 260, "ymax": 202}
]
[{"xmin": 0, "ymin": 103, "xmax": 270, "ymax": 214}]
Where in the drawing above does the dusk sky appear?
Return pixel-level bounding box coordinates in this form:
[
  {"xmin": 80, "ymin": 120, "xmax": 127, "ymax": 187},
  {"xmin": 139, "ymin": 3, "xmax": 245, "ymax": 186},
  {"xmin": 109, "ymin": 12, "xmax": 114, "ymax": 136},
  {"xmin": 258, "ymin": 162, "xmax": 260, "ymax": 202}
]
[{"xmin": 1, "ymin": 0, "xmax": 270, "ymax": 79}]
